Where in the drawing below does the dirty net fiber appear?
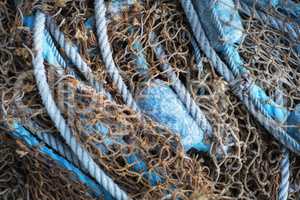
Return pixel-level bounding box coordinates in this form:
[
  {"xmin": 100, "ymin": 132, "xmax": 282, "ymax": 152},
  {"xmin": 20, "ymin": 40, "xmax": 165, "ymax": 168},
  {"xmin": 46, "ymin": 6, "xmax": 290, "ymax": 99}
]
[{"xmin": 0, "ymin": 0, "xmax": 300, "ymax": 200}]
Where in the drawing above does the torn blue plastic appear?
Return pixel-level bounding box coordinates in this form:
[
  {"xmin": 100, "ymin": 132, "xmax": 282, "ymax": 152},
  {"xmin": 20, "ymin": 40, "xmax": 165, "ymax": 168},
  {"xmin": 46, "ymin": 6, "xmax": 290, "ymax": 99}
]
[
  {"xmin": 10, "ymin": 122, "xmax": 113, "ymax": 200},
  {"xmin": 137, "ymin": 80, "xmax": 210, "ymax": 153}
]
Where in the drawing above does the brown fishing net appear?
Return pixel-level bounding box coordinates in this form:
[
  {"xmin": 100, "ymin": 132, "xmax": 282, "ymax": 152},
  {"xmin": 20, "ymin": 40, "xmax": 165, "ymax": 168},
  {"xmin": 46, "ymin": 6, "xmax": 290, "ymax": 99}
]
[
  {"xmin": 1, "ymin": 0, "xmax": 300, "ymax": 199},
  {"xmin": 52, "ymin": 76, "xmax": 212, "ymax": 199},
  {"xmin": 0, "ymin": 136, "xmax": 98, "ymax": 200}
]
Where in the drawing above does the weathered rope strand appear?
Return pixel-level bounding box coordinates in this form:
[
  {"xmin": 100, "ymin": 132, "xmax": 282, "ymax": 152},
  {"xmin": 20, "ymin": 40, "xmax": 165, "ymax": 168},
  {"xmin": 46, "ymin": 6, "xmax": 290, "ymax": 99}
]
[
  {"xmin": 279, "ymin": 147, "xmax": 290, "ymax": 200},
  {"xmin": 180, "ymin": 0, "xmax": 300, "ymax": 154},
  {"xmin": 94, "ymin": 0, "xmax": 141, "ymax": 114},
  {"xmin": 149, "ymin": 32, "xmax": 212, "ymax": 135},
  {"xmin": 33, "ymin": 11, "xmax": 130, "ymax": 200},
  {"xmin": 44, "ymin": 30, "xmax": 67, "ymax": 69},
  {"xmin": 190, "ymin": 36, "xmax": 203, "ymax": 72},
  {"xmin": 35, "ymin": 129, "xmax": 83, "ymax": 170},
  {"xmin": 195, "ymin": 0, "xmax": 242, "ymax": 77},
  {"xmin": 180, "ymin": 0, "xmax": 235, "ymax": 83},
  {"xmin": 45, "ymin": 16, "xmax": 111, "ymax": 99}
]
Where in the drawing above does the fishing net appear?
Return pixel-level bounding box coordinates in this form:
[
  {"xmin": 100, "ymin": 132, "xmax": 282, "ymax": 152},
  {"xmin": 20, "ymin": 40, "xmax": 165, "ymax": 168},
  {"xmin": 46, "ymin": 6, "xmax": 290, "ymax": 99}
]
[
  {"xmin": 0, "ymin": 136, "xmax": 98, "ymax": 200},
  {"xmin": 1, "ymin": 0, "xmax": 300, "ymax": 199}
]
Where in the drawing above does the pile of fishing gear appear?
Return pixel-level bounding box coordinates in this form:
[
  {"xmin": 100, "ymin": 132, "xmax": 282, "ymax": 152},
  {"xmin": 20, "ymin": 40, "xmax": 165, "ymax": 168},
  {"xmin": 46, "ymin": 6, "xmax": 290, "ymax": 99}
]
[{"xmin": 0, "ymin": 0, "xmax": 299, "ymax": 199}]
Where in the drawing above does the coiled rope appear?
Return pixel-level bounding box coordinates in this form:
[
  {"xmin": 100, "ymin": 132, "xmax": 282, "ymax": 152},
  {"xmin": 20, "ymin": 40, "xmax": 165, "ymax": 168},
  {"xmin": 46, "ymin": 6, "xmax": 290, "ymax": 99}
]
[{"xmin": 33, "ymin": 11, "xmax": 130, "ymax": 200}]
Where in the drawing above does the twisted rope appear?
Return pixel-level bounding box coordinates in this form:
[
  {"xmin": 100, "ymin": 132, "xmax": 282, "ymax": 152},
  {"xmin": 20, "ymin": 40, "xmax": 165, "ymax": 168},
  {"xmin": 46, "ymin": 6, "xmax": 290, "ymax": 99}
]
[
  {"xmin": 35, "ymin": 129, "xmax": 83, "ymax": 170},
  {"xmin": 44, "ymin": 29, "xmax": 67, "ymax": 70},
  {"xmin": 94, "ymin": 0, "xmax": 140, "ymax": 114},
  {"xmin": 9, "ymin": 122, "xmax": 109, "ymax": 198},
  {"xmin": 190, "ymin": 36, "xmax": 203, "ymax": 72},
  {"xmin": 45, "ymin": 16, "xmax": 112, "ymax": 99},
  {"xmin": 180, "ymin": 0, "xmax": 234, "ymax": 83},
  {"xmin": 180, "ymin": 0, "xmax": 300, "ymax": 154},
  {"xmin": 33, "ymin": 11, "xmax": 130, "ymax": 200},
  {"xmin": 194, "ymin": 0, "xmax": 242, "ymax": 77},
  {"xmin": 238, "ymin": 1, "xmax": 300, "ymax": 41},
  {"xmin": 279, "ymin": 147, "xmax": 290, "ymax": 200},
  {"xmin": 149, "ymin": 32, "xmax": 212, "ymax": 135},
  {"xmin": 275, "ymin": 83, "xmax": 289, "ymax": 200}
]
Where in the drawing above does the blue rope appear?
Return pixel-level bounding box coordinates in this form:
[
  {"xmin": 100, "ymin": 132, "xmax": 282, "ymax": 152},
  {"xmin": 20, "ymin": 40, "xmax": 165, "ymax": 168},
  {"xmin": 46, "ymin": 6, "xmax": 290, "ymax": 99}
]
[
  {"xmin": 32, "ymin": 11, "xmax": 130, "ymax": 200},
  {"xmin": 279, "ymin": 147, "xmax": 290, "ymax": 200},
  {"xmin": 190, "ymin": 35, "xmax": 204, "ymax": 72},
  {"xmin": 275, "ymin": 83, "xmax": 290, "ymax": 200},
  {"xmin": 193, "ymin": 0, "xmax": 245, "ymax": 77}
]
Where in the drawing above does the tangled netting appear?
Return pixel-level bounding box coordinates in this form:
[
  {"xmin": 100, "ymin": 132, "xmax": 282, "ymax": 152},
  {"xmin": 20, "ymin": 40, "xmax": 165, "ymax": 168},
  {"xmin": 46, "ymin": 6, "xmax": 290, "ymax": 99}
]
[
  {"xmin": 0, "ymin": 0, "xmax": 300, "ymax": 199},
  {"xmin": 51, "ymin": 76, "xmax": 211, "ymax": 199},
  {"xmin": 0, "ymin": 136, "xmax": 98, "ymax": 200}
]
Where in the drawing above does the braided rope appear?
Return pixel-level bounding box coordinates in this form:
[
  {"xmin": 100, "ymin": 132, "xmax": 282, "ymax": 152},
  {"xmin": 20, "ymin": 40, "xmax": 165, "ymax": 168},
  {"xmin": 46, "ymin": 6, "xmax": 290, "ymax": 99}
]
[
  {"xmin": 279, "ymin": 147, "xmax": 289, "ymax": 200},
  {"xmin": 149, "ymin": 32, "xmax": 212, "ymax": 135},
  {"xmin": 94, "ymin": 0, "xmax": 140, "ymax": 114},
  {"xmin": 45, "ymin": 16, "xmax": 112, "ymax": 99},
  {"xmin": 181, "ymin": 0, "xmax": 300, "ymax": 154},
  {"xmin": 33, "ymin": 11, "xmax": 130, "ymax": 200},
  {"xmin": 238, "ymin": 1, "xmax": 300, "ymax": 41}
]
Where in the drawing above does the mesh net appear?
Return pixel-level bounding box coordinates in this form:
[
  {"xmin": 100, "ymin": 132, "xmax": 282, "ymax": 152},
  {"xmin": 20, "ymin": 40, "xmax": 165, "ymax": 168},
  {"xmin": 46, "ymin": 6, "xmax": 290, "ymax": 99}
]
[
  {"xmin": 0, "ymin": 0, "xmax": 300, "ymax": 199},
  {"xmin": 0, "ymin": 136, "xmax": 99, "ymax": 200}
]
